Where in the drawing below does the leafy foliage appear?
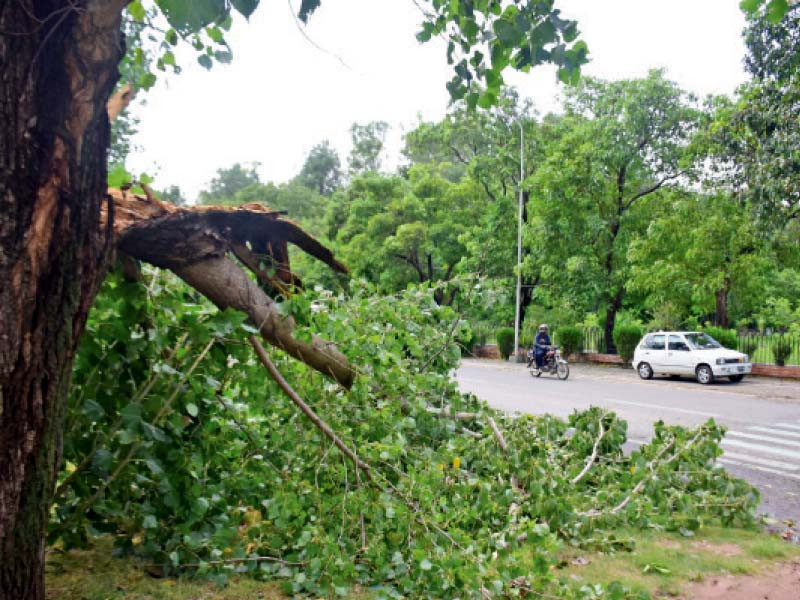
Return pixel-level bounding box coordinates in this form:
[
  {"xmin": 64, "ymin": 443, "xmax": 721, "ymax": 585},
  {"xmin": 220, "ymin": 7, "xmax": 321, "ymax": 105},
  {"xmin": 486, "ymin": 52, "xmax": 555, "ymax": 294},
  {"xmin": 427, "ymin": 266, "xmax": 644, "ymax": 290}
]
[
  {"xmin": 347, "ymin": 122, "xmax": 389, "ymax": 176},
  {"xmin": 556, "ymin": 326, "xmax": 583, "ymax": 358},
  {"xmin": 295, "ymin": 140, "xmax": 342, "ymax": 196},
  {"xmin": 199, "ymin": 163, "xmax": 262, "ymax": 204},
  {"xmin": 771, "ymin": 336, "xmax": 792, "ymax": 366},
  {"xmin": 701, "ymin": 326, "xmax": 738, "ymax": 351},
  {"xmin": 613, "ymin": 325, "xmax": 642, "ymax": 365},
  {"xmin": 55, "ymin": 270, "xmax": 759, "ymax": 598},
  {"xmin": 496, "ymin": 326, "xmax": 514, "ymax": 359}
]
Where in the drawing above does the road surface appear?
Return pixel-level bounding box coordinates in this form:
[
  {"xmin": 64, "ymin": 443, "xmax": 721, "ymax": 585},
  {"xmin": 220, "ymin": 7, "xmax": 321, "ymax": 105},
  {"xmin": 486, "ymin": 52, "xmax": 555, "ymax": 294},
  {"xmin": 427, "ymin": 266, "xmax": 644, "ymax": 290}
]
[{"xmin": 456, "ymin": 358, "xmax": 800, "ymax": 526}]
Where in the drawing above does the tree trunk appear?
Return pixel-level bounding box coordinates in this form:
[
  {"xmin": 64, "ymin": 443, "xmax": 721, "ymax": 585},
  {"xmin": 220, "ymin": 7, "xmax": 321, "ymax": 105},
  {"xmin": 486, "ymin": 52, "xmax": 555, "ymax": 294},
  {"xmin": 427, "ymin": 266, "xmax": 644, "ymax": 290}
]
[
  {"xmin": 714, "ymin": 288, "xmax": 729, "ymax": 328},
  {"xmin": 604, "ymin": 288, "xmax": 625, "ymax": 354},
  {"xmin": 0, "ymin": 2, "xmax": 126, "ymax": 598}
]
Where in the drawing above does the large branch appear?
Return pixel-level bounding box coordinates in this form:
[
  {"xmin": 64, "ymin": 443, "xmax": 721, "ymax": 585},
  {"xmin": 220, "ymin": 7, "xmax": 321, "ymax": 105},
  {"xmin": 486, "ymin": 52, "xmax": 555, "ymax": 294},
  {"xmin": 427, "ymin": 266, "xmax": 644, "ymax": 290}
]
[
  {"xmin": 173, "ymin": 256, "xmax": 354, "ymax": 387},
  {"xmin": 106, "ymin": 188, "xmax": 354, "ymax": 388}
]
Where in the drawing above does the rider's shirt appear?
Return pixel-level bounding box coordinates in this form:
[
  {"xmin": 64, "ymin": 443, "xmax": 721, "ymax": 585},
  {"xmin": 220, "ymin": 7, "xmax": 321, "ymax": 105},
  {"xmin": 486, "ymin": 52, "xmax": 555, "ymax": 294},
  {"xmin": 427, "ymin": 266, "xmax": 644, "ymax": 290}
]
[{"xmin": 535, "ymin": 332, "xmax": 551, "ymax": 351}]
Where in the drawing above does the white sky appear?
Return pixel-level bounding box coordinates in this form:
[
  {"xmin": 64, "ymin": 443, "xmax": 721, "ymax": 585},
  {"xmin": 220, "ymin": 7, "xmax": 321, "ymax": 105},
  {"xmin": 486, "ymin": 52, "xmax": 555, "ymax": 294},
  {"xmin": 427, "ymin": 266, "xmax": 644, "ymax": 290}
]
[{"xmin": 127, "ymin": 0, "xmax": 748, "ymax": 199}]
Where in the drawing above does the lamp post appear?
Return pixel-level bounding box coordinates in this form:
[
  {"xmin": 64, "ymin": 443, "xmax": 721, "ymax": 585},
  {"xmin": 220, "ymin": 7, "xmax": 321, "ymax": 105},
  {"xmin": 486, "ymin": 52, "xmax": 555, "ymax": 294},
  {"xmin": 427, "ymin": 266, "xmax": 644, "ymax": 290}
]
[{"xmin": 513, "ymin": 120, "xmax": 524, "ymax": 361}]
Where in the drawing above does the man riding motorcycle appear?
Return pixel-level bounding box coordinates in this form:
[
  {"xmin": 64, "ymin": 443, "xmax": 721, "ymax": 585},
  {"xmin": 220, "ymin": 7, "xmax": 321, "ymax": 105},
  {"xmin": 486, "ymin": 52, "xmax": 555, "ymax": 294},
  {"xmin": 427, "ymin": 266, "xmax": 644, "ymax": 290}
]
[{"xmin": 532, "ymin": 324, "xmax": 551, "ymax": 374}]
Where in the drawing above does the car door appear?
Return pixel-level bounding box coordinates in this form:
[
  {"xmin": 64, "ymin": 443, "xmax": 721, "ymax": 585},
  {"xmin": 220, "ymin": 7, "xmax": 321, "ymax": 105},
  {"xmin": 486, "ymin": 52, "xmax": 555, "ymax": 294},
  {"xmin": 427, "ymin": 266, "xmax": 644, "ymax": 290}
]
[
  {"xmin": 643, "ymin": 333, "xmax": 666, "ymax": 371},
  {"xmin": 666, "ymin": 334, "xmax": 694, "ymax": 374}
]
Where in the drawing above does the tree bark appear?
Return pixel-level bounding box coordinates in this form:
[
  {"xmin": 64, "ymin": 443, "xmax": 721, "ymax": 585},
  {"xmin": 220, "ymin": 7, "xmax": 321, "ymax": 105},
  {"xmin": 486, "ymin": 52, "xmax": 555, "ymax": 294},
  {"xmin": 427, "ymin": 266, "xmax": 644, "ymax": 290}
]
[
  {"xmin": 0, "ymin": 2, "xmax": 126, "ymax": 598},
  {"xmin": 714, "ymin": 288, "xmax": 729, "ymax": 329},
  {"xmin": 604, "ymin": 287, "xmax": 625, "ymax": 355}
]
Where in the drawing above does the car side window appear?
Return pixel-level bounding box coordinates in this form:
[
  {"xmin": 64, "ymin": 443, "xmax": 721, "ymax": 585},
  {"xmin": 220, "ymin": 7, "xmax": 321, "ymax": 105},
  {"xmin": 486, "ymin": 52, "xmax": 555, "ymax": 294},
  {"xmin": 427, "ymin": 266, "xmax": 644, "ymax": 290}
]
[
  {"xmin": 668, "ymin": 335, "xmax": 687, "ymax": 351},
  {"xmin": 651, "ymin": 335, "xmax": 665, "ymax": 350},
  {"xmin": 641, "ymin": 335, "xmax": 653, "ymax": 348}
]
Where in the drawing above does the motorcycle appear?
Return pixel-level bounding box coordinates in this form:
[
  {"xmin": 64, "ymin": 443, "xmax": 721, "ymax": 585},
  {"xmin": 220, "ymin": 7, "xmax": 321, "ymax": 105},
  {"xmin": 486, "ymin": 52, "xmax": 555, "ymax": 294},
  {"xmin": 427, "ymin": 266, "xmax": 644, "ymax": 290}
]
[{"xmin": 527, "ymin": 345, "xmax": 570, "ymax": 380}]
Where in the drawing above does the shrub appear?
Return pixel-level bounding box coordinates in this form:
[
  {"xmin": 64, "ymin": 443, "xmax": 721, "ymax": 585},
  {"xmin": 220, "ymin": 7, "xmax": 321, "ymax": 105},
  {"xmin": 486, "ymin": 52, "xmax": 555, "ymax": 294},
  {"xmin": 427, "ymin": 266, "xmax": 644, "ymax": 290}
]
[
  {"xmin": 496, "ymin": 327, "xmax": 515, "ymax": 360},
  {"xmin": 556, "ymin": 326, "xmax": 583, "ymax": 358},
  {"xmin": 702, "ymin": 326, "xmax": 737, "ymax": 350},
  {"xmin": 456, "ymin": 323, "xmax": 475, "ymax": 357},
  {"xmin": 613, "ymin": 325, "xmax": 643, "ymax": 365},
  {"xmin": 738, "ymin": 337, "xmax": 758, "ymax": 359},
  {"xmin": 772, "ymin": 337, "xmax": 792, "ymax": 366}
]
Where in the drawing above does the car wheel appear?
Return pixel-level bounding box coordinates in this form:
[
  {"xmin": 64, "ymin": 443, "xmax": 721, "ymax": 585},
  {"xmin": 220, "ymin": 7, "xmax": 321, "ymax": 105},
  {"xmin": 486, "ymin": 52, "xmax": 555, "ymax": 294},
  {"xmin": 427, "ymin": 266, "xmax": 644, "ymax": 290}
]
[
  {"xmin": 637, "ymin": 362, "xmax": 653, "ymax": 380},
  {"xmin": 696, "ymin": 364, "xmax": 714, "ymax": 385},
  {"xmin": 728, "ymin": 374, "xmax": 745, "ymax": 383}
]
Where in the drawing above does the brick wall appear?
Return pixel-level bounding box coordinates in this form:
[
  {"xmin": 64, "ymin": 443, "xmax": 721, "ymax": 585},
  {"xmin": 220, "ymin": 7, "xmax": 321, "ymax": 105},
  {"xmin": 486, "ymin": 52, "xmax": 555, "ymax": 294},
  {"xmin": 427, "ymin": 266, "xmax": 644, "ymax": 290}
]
[{"xmin": 751, "ymin": 364, "xmax": 800, "ymax": 379}]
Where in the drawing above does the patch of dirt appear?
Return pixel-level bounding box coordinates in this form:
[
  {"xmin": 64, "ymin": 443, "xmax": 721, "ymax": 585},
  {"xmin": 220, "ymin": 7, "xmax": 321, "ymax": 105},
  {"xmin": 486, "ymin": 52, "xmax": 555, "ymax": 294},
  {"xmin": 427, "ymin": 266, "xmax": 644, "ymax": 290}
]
[
  {"xmin": 689, "ymin": 540, "xmax": 743, "ymax": 557},
  {"xmin": 658, "ymin": 540, "xmax": 681, "ymax": 550},
  {"xmin": 679, "ymin": 561, "xmax": 800, "ymax": 600}
]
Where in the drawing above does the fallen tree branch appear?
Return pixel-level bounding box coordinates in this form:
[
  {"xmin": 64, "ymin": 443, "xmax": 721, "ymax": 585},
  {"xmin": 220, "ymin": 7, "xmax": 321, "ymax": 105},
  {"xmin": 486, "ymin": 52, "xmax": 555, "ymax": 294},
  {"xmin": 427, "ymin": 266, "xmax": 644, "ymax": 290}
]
[
  {"xmin": 164, "ymin": 555, "xmax": 306, "ymax": 569},
  {"xmin": 70, "ymin": 339, "xmax": 215, "ymax": 516},
  {"xmin": 487, "ymin": 417, "xmax": 508, "ymax": 452},
  {"xmin": 104, "ymin": 187, "xmax": 355, "ymax": 388},
  {"xmin": 426, "ymin": 405, "xmax": 478, "ymax": 420},
  {"xmin": 250, "ymin": 336, "xmax": 369, "ymax": 474},
  {"xmin": 570, "ymin": 416, "xmax": 606, "ymax": 485}
]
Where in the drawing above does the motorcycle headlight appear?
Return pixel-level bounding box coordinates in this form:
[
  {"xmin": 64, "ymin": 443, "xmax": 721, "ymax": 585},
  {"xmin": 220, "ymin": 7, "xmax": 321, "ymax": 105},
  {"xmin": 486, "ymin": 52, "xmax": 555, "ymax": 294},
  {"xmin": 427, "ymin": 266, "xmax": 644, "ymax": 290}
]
[{"xmin": 716, "ymin": 358, "xmax": 725, "ymax": 365}]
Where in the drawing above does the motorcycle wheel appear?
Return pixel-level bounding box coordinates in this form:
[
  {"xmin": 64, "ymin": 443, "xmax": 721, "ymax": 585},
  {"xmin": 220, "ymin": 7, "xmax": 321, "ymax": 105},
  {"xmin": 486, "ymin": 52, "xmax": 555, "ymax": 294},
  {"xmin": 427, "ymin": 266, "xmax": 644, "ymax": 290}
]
[
  {"xmin": 530, "ymin": 367, "xmax": 542, "ymax": 378},
  {"xmin": 556, "ymin": 361, "xmax": 569, "ymax": 380}
]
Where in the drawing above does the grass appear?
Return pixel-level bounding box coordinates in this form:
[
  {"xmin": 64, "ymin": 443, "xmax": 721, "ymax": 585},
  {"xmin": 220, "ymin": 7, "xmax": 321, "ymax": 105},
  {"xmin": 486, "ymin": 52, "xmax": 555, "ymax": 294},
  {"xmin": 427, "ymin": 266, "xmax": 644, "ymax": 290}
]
[
  {"xmin": 47, "ymin": 528, "xmax": 799, "ymax": 599},
  {"xmin": 45, "ymin": 537, "xmax": 371, "ymax": 600},
  {"xmin": 551, "ymin": 526, "xmax": 800, "ymax": 598}
]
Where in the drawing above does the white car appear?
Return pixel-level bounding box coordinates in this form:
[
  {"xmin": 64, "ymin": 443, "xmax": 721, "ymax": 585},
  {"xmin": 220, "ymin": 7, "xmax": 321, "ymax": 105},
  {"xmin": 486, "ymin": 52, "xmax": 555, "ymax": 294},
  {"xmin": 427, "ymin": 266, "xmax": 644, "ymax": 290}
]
[{"xmin": 633, "ymin": 331, "xmax": 752, "ymax": 384}]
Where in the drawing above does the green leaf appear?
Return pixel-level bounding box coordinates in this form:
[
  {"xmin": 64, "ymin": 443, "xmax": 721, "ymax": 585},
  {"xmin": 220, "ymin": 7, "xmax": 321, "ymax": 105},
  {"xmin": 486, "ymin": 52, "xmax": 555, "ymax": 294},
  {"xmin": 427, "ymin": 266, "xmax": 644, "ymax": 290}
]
[
  {"xmin": 165, "ymin": 28, "xmax": 179, "ymax": 45},
  {"xmin": 83, "ymin": 399, "xmax": 105, "ymax": 421},
  {"xmin": 128, "ymin": 1, "xmax": 146, "ymax": 21},
  {"xmin": 139, "ymin": 72, "xmax": 157, "ymax": 90},
  {"xmin": 493, "ymin": 19, "xmax": 520, "ymax": 45},
  {"xmin": 91, "ymin": 448, "xmax": 113, "ymax": 476},
  {"xmin": 419, "ymin": 558, "xmax": 433, "ymax": 571},
  {"xmin": 197, "ymin": 54, "xmax": 213, "ymax": 70},
  {"xmin": 157, "ymin": 0, "xmax": 227, "ymax": 35},
  {"xmin": 766, "ymin": 0, "xmax": 789, "ymax": 23},
  {"xmin": 206, "ymin": 26, "xmax": 224, "ymax": 44},
  {"xmin": 739, "ymin": 0, "xmax": 762, "ymax": 15},
  {"xmin": 231, "ymin": 0, "xmax": 259, "ymax": 19},
  {"xmin": 186, "ymin": 402, "xmax": 199, "ymax": 417}
]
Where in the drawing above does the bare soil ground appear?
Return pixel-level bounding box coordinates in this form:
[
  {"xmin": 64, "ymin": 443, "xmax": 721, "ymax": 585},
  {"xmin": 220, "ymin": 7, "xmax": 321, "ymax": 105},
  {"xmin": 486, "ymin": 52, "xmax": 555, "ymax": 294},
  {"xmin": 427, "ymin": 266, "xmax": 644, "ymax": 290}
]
[{"xmin": 679, "ymin": 560, "xmax": 800, "ymax": 600}]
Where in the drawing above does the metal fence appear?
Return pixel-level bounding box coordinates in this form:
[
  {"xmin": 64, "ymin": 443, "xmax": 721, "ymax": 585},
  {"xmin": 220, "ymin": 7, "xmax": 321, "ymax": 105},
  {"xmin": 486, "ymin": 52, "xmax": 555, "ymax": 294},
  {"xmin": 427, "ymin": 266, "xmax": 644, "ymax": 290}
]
[
  {"xmin": 574, "ymin": 327, "xmax": 800, "ymax": 366},
  {"xmin": 577, "ymin": 327, "xmax": 606, "ymax": 354},
  {"xmin": 736, "ymin": 332, "xmax": 800, "ymax": 366}
]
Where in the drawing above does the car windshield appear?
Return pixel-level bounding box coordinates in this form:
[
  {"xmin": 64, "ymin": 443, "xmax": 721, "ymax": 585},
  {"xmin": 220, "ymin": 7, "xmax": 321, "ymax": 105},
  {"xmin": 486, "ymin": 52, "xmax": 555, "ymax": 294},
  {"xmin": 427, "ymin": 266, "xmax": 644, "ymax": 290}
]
[{"xmin": 685, "ymin": 333, "xmax": 721, "ymax": 349}]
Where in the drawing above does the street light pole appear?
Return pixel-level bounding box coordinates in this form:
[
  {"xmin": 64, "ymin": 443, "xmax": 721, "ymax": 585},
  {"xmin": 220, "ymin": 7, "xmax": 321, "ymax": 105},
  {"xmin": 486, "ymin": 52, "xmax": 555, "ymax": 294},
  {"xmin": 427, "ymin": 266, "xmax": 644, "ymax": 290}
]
[{"xmin": 513, "ymin": 120, "xmax": 524, "ymax": 361}]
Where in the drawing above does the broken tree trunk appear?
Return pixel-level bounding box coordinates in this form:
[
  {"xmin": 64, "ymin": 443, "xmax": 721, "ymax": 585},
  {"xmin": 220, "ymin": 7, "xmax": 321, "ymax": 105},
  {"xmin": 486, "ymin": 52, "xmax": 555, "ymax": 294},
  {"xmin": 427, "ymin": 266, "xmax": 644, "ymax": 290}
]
[{"xmin": 103, "ymin": 188, "xmax": 355, "ymax": 388}]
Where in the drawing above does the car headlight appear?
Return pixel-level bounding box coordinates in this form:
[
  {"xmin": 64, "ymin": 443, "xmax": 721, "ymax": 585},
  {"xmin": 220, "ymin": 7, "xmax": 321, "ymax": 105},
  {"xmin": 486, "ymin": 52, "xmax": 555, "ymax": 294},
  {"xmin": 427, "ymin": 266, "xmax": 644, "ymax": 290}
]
[{"xmin": 716, "ymin": 358, "xmax": 725, "ymax": 365}]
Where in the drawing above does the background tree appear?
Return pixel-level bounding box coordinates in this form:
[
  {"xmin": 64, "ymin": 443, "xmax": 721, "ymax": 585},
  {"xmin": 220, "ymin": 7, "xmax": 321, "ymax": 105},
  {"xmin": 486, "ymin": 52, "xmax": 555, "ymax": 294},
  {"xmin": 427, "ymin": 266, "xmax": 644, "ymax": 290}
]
[
  {"xmin": 704, "ymin": 4, "xmax": 800, "ymax": 223},
  {"xmin": 198, "ymin": 162, "xmax": 262, "ymax": 204},
  {"xmin": 526, "ymin": 70, "xmax": 700, "ymax": 351},
  {"xmin": 295, "ymin": 140, "xmax": 342, "ymax": 196},
  {"xmin": 404, "ymin": 91, "xmax": 544, "ymax": 327},
  {"xmin": 347, "ymin": 121, "xmax": 389, "ymax": 176},
  {"xmin": 627, "ymin": 192, "xmax": 772, "ymax": 328}
]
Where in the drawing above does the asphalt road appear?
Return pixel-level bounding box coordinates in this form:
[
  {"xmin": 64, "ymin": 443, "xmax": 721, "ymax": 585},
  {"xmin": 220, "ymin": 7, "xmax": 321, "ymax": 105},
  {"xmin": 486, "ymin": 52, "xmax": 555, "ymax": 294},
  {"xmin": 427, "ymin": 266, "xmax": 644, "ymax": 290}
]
[{"xmin": 456, "ymin": 358, "xmax": 800, "ymax": 526}]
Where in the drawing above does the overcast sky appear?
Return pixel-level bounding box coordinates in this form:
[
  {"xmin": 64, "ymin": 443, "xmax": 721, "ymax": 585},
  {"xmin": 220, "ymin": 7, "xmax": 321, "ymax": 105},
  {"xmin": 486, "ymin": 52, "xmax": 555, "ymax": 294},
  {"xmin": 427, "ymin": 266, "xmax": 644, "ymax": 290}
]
[{"xmin": 126, "ymin": 0, "xmax": 748, "ymax": 199}]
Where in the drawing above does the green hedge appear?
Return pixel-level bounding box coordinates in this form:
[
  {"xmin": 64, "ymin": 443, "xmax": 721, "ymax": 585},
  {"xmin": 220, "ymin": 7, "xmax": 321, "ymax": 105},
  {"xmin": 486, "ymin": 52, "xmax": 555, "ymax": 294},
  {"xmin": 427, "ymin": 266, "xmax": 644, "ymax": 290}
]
[
  {"xmin": 496, "ymin": 327, "xmax": 515, "ymax": 360},
  {"xmin": 556, "ymin": 326, "xmax": 583, "ymax": 358},
  {"xmin": 773, "ymin": 337, "xmax": 792, "ymax": 366},
  {"xmin": 613, "ymin": 325, "xmax": 643, "ymax": 365},
  {"xmin": 701, "ymin": 326, "xmax": 737, "ymax": 350}
]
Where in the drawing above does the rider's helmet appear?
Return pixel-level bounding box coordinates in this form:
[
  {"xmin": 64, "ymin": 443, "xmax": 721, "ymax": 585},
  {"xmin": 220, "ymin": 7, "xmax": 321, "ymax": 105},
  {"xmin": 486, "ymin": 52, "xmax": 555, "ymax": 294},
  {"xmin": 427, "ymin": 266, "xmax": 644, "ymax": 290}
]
[{"xmin": 538, "ymin": 323, "xmax": 548, "ymax": 332}]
